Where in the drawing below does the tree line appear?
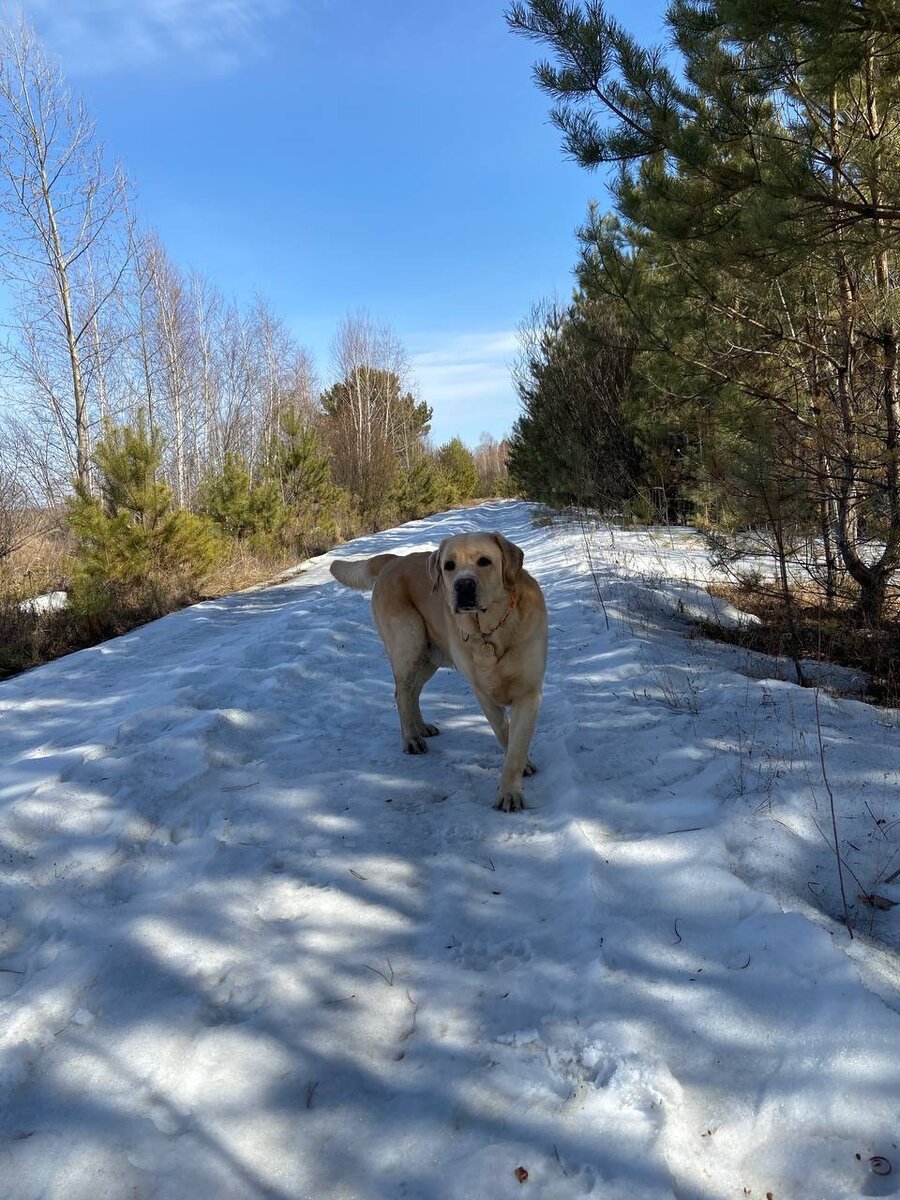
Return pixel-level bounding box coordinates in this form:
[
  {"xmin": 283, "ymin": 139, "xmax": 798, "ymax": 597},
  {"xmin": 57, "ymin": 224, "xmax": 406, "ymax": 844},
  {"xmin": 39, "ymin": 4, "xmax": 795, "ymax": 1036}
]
[
  {"xmin": 507, "ymin": 0, "xmax": 900, "ymax": 627},
  {"xmin": 0, "ymin": 17, "xmax": 509, "ymax": 668}
]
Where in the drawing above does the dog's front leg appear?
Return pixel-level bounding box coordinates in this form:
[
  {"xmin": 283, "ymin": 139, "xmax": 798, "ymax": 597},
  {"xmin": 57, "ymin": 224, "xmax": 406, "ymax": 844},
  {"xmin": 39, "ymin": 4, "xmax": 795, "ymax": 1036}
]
[
  {"xmin": 472, "ymin": 684, "xmax": 510, "ymax": 751},
  {"xmin": 496, "ymin": 690, "xmax": 541, "ymax": 813}
]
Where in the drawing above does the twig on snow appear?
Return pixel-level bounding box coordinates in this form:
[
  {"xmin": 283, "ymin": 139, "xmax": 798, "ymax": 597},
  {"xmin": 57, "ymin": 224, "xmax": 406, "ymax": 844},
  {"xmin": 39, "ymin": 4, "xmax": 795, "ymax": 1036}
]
[
  {"xmin": 363, "ymin": 959, "xmax": 394, "ymax": 986},
  {"xmin": 578, "ymin": 510, "xmax": 610, "ymax": 631},
  {"xmin": 813, "ymin": 688, "xmax": 852, "ymax": 937}
]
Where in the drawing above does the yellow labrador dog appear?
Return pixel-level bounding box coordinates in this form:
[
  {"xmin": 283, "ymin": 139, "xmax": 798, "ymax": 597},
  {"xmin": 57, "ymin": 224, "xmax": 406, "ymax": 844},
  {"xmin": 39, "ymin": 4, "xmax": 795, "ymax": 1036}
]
[{"xmin": 330, "ymin": 532, "xmax": 547, "ymax": 812}]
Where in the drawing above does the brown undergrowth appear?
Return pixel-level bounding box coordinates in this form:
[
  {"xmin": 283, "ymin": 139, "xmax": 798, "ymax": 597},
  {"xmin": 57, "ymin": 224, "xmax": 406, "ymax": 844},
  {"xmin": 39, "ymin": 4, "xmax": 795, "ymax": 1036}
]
[
  {"xmin": 0, "ymin": 496, "xmax": 504, "ymax": 683},
  {"xmin": 0, "ymin": 542, "xmax": 308, "ymax": 683},
  {"xmin": 702, "ymin": 581, "xmax": 900, "ymax": 707}
]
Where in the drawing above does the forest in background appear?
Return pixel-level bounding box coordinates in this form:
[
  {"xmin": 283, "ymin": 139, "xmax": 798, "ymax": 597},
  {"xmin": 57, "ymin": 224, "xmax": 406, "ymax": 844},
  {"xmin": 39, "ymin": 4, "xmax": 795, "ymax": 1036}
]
[
  {"xmin": 6, "ymin": 0, "xmax": 900, "ymax": 698},
  {"xmin": 505, "ymin": 0, "xmax": 900, "ymax": 697},
  {"xmin": 0, "ymin": 19, "xmax": 509, "ymax": 678}
]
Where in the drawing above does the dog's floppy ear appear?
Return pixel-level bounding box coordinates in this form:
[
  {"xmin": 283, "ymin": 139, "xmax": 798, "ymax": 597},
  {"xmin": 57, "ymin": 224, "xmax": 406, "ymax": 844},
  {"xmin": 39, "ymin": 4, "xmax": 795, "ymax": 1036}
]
[
  {"xmin": 492, "ymin": 532, "xmax": 524, "ymax": 592},
  {"xmin": 426, "ymin": 539, "xmax": 446, "ymax": 591}
]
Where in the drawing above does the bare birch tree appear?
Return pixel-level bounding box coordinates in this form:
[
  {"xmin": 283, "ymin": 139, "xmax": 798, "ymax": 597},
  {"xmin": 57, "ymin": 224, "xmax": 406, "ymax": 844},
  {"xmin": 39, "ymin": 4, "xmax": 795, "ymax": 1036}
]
[
  {"xmin": 473, "ymin": 432, "xmax": 510, "ymax": 496},
  {"xmin": 190, "ymin": 271, "xmax": 224, "ymax": 478},
  {"xmin": 0, "ymin": 433, "xmax": 27, "ymax": 562},
  {"xmin": 0, "ymin": 18, "xmax": 131, "ymax": 496},
  {"xmin": 147, "ymin": 236, "xmax": 195, "ymax": 505}
]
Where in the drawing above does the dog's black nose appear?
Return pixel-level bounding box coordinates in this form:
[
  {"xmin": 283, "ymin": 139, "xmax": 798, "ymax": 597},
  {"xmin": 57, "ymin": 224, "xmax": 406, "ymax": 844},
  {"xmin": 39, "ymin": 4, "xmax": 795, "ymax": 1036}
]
[{"xmin": 454, "ymin": 577, "xmax": 478, "ymax": 610}]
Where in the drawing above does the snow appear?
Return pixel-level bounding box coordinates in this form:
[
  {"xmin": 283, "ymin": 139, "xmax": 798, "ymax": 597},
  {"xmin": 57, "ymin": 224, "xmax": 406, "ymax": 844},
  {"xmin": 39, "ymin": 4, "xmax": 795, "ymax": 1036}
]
[
  {"xmin": 17, "ymin": 590, "xmax": 68, "ymax": 615},
  {"xmin": 1, "ymin": 499, "xmax": 899, "ymax": 1200}
]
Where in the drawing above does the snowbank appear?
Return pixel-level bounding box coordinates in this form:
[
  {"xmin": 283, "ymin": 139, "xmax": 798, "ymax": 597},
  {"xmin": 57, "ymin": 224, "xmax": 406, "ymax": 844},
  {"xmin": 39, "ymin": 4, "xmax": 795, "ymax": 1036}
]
[{"xmin": 17, "ymin": 590, "xmax": 68, "ymax": 615}]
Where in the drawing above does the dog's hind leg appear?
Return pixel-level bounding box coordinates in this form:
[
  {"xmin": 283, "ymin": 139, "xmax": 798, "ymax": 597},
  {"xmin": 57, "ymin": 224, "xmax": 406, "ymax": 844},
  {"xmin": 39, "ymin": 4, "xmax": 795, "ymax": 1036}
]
[
  {"xmin": 394, "ymin": 658, "xmax": 440, "ymax": 754},
  {"xmin": 375, "ymin": 612, "xmax": 440, "ymax": 754}
]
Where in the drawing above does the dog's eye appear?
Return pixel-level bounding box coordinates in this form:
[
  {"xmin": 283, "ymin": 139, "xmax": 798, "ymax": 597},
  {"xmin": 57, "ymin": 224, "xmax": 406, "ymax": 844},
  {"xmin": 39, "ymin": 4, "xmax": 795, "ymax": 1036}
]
[
  {"xmin": 477, "ymin": 557, "xmax": 492, "ymax": 567},
  {"xmin": 443, "ymin": 560, "xmax": 455, "ymax": 571}
]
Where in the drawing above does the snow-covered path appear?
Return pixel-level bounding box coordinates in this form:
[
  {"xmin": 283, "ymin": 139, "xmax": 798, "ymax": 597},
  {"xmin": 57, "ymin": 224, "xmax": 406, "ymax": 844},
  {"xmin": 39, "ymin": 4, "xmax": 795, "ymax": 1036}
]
[{"xmin": 2, "ymin": 501, "xmax": 899, "ymax": 1200}]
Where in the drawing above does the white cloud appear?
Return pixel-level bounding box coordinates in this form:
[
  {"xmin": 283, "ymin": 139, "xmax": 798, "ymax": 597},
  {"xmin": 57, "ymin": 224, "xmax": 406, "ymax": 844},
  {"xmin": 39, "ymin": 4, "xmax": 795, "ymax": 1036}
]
[
  {"xmin": 18, "ymin": 0, "xmax": 288, "ymax": 74},
  {"xmin": 412, "ymin": 331, "xmax": 519, "ymax": 371},
  {"xmin": 410, "ymin": 330, "xmax": 521, "ymax": 443}
]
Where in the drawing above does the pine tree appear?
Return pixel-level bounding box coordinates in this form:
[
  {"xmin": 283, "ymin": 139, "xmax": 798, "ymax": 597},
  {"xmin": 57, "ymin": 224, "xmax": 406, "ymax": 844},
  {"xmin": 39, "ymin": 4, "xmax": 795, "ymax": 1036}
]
[
  {"xmin": 508, "ymin": 294, "xmax": 644, "ymax": 510},
  {"xmin": 269, "ymin": 408, "xmax": 339, "ymax": 511},
  {"xmin": 394, "ymin": 453, "xmax": 446, "ymax": 520},
  {"xmin": 321, "ymin": 364, "xmax": 432, "ymax": 526},
  {"xmin": 437, "ymin": 438, "xmax": 479, "ymax": 502},
  {"xmin": 197, "ymin": 452, "xmax": 284, "ymax": 542},
  {"xmin": 509, "ymin": 0, "xmax": 900, "ymax": 620},
  {"xmin": 68, "ymin": 417, "xmax": 221, "ymax": 615},
  {"xmin": 267, "ymin": 406, "xmax": 347, "ymax": 551}
]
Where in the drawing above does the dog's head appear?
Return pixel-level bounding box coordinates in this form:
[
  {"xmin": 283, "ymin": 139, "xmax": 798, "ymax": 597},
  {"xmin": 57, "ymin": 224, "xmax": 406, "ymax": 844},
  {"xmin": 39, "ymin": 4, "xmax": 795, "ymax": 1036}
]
[{"xmin": 427, "ymin": 532, "xmax": 524, "ymax": 614}]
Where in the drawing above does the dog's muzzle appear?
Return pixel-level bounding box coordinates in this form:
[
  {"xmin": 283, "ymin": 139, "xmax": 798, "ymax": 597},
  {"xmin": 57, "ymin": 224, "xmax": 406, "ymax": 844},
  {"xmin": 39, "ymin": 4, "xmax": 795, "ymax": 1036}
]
[{"xmin": 453, "ymin": 575, "xmax": 479, "ymax": 612}]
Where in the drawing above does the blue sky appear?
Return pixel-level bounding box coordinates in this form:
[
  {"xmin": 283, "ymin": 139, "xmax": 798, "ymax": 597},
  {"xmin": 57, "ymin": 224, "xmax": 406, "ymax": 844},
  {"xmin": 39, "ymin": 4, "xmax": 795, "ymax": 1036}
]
[{"xmin": 19, "ymin": 0, "xmax": 667, "ymax": 445}]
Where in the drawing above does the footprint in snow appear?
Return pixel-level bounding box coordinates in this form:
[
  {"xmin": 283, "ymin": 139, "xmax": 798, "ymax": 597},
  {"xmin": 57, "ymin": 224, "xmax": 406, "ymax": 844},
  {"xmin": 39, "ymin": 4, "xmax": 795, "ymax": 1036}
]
[{"xmin": 449, "ymin": 937, "xmax": 533, "ymax": 973}]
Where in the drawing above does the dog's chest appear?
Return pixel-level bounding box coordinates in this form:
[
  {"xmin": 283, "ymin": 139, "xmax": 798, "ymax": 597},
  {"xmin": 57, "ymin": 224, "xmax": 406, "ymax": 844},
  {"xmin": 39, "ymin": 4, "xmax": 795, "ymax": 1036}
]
[{"xmin": 466, "ymin": 643, "xmax": 519, "ymax": 704}]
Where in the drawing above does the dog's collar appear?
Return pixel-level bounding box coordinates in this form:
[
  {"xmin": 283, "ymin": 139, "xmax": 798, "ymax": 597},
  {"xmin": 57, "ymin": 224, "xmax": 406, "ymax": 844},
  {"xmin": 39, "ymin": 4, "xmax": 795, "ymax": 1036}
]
[{"xmin": 461, "ymin": 592, "xmax": 517, "ymax": 657}]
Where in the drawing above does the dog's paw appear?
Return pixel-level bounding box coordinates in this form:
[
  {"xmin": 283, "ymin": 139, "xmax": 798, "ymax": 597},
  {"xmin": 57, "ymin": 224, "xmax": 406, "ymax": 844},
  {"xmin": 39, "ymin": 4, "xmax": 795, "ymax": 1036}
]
[
  {"xmin": 404, "ymin": 736, "xmax": 429, "ymax": 755},
  {"xmin": 495, "ymin": 789, "xmax": 525, "ymax": 813},
  {"xmin": 523, "ymin": 758, "xmax": 537, "ymax": 777}
]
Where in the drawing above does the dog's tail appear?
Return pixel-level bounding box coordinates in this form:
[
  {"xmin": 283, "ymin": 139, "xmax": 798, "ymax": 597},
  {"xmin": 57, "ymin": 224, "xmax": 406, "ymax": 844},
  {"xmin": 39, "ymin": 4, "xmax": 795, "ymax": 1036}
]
[{"xmin": 330, "ymin": 553, "xmax": 398, "ymax": 592}]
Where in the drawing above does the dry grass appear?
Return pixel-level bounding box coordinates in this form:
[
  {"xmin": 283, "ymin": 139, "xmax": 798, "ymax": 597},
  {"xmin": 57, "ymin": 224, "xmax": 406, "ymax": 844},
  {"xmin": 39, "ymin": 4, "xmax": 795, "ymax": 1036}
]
[
  {"xmin": 0, "ymin": 511, "xmax": 70, "ymax": 600},
  {"xmin": 0, "ymin": 593, "xmax": 163, "ymax": 679},
  {"xmin": 702, "ymin": 581, "xmax": 900, "ymax": 707},
  {"xmin": 0, "ymin": 505, "xmax": 371, "ymax": 681},
  {"xmin": 447, "ymin": 495, "xmax": 510, "ymax": 510},
  {"xmin": 0, "ymin": 510, "xmax": 286, "ymax": 678},
  {"xmin": 0, "ymin": 537, "xmax": 304, "ymax": 682},
  {"xmin": 199, "ymin": 545, "xmax": 299, "ymax": 598},
  {"xmin": 0, "ymin": 497, "xmax": 486, "ymax": 682}
]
